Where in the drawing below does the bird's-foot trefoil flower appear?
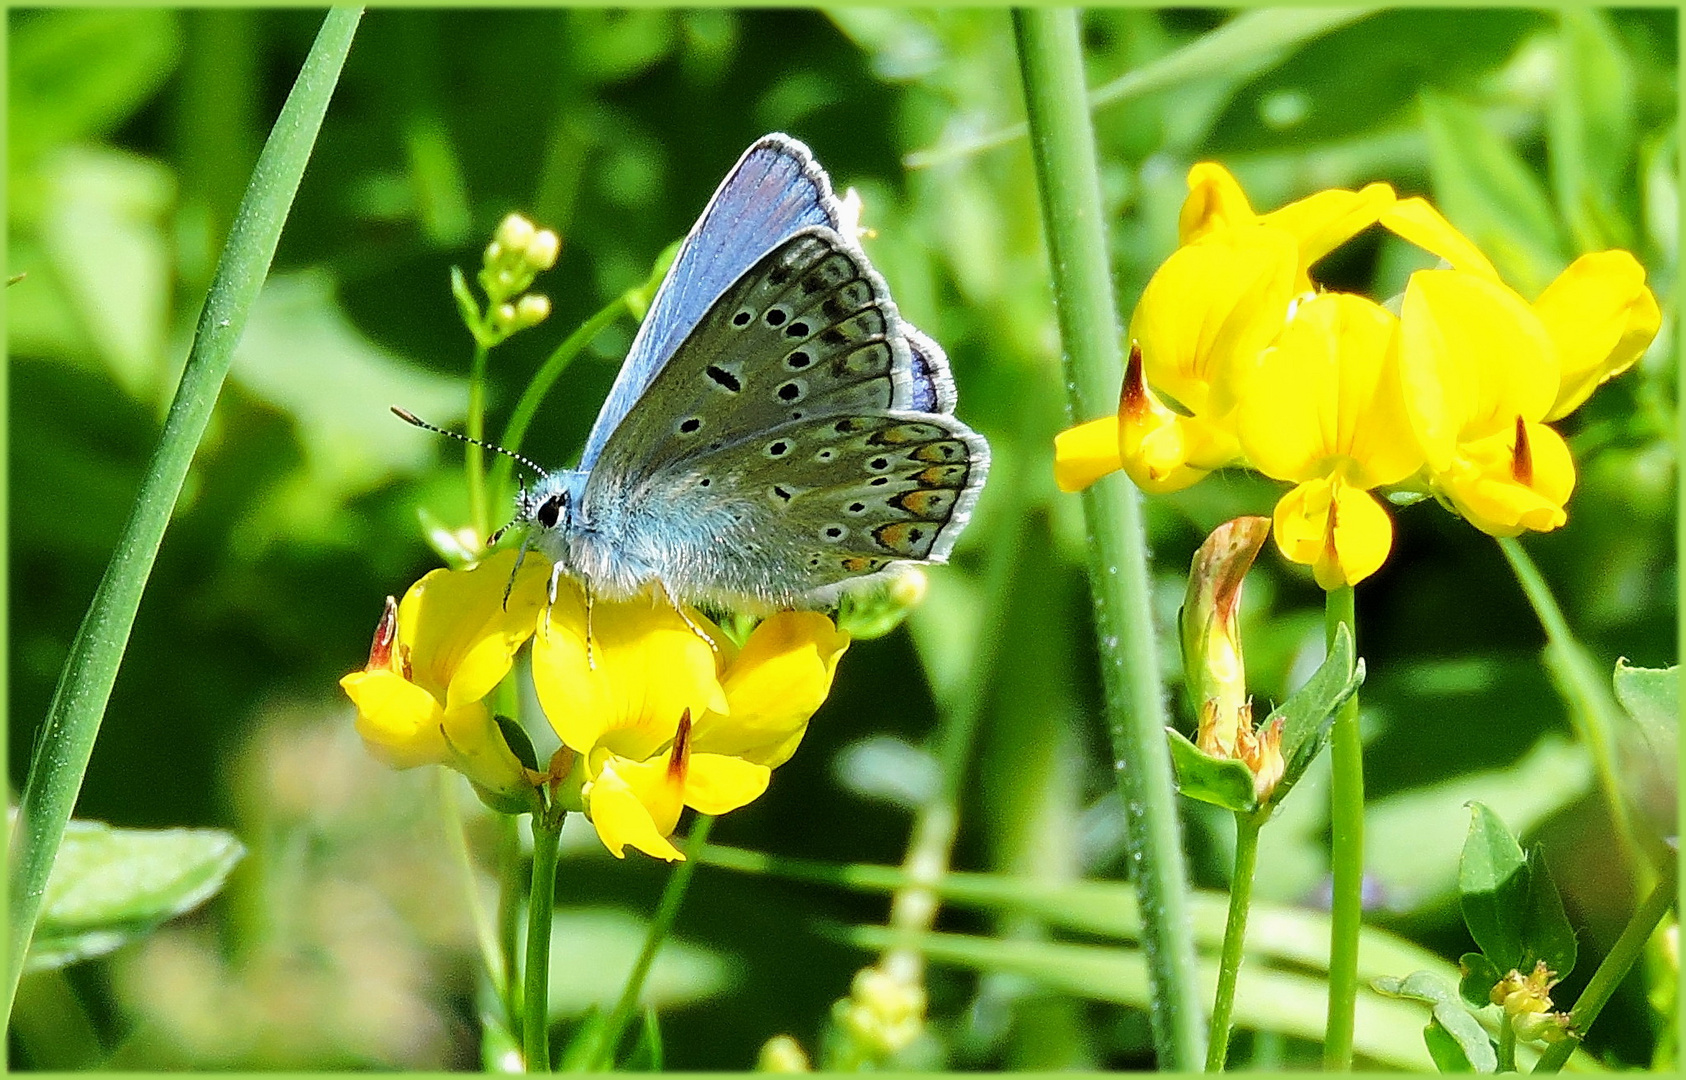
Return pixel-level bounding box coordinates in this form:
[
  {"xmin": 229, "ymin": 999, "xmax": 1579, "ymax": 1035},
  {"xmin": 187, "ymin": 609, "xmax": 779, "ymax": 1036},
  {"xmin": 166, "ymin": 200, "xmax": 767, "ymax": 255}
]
[
  {"xmin": 530, "ymin": 581, "xmax": 849, "ymax": 861},
  {"xmin": 1237, "ymin": 291, "xmax": 1424, "ymax": 588},
  {"xmin": 1398, "ymin": 269, "xmax": 1574, "ymax": 537},
  {"xmin": 339, "ymin": 549, "xmax": 552, "ymax": 807}
]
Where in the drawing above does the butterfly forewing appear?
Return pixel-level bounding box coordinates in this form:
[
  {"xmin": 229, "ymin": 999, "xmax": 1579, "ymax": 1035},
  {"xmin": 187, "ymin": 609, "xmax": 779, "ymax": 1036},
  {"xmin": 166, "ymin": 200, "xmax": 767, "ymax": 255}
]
[{"xmin": 580, "ymin": 136, "xmax": 837, "ymax": 468}]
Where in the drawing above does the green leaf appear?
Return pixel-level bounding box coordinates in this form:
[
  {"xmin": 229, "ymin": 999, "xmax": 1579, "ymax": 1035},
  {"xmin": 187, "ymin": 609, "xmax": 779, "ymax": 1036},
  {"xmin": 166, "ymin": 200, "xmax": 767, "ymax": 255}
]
[
  {"xmin": 1522, "ymin": 848, "xmax": 1577, "ymax": 979},
  {"xmin": 27, "ymin": 819, "xmax": 244, "ymax": 972},
  {"xmin": 1373, "ymin": 970, "xmax": 1498, "ymax": 1073},
  {"xmin": 1459, "ymin": 802, "xmax": 1530, "ymax": 972},
  {"xmin": 1424, "ymin": 1017, "xmax": 1480, "ymax": 1072},
  {"xmin": 1459, "ymin": 951, "xmax": 1504, "ymax": 1009},
  {"xmin": 1612, "ymin": 661, "xmax": 1678, "ymax": 739},
  {"xmin": 1165, "ymin": 726, "xmax": 1258, "ymax": 812},
  {"xmin": 1420, "ymin": 88, "xmax": 1566, "ymax": 296},
  {"xmin": 1548, "ymin": 9, "xmax": 1637, "ymax": 251},
  {"xmin": 1270, "ymin": 620, "xmax": 1362, "ymax": 807}
]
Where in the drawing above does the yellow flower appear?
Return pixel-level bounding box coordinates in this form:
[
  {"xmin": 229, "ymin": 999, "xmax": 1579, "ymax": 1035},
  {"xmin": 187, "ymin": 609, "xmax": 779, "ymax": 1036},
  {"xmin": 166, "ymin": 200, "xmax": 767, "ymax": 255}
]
[
  {"xmin": 1532, "ymin": 250, "xmax": 1661, "ymax": 420},
  {"xmin": 1237, "ymin": 292, "xmax": 1423, "ymax": 588},
  {"xmin": 1180, "ymin": 161, "xmax": 1399, "ymax": 288},
  {"xmin": 531, "ymin": 582, "xmax": 849, "ymax": 861},
  {"xmin": 1398, "ymin": 269, "xmax": 1575, "ymax": 537},
  {"xmin": 339, "ymin": 549, "xmax": 550, "ymax": 799}
]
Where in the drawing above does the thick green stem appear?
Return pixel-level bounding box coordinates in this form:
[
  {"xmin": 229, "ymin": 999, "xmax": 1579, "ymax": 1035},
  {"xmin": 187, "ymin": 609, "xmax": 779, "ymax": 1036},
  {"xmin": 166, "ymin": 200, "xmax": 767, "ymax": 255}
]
[
  {"xmin": 1013, "ymin": 9, "xmax": 1204, "ymax": 1070},
  {"xmin": 2, "ymin": 6, "xmax": 364, "ymax": 1031},
  {"xmin": 1496, "ymin": 536, "xmax": 1647, "ymax": 885},
  {"xmin": 1532, "ymin": 864, "xmax": 1677, "ymax": 1073},
  {"xmin": 1207, "ymin": 812, "xmax": 1264, "ymax": 1071},
  {"xmin": 466, "ymin": 342, "xmax": 492, "ymax": 538},
  {"xmin": 523, "ymin": 812, "xmax": 564, "ymax": 1072},
  {"xmin": 592, "ymin": 814, "xmax": 715, "ymax": 1070},
  {"xmin": 1498, "ymin": 1021, "xmax": 1518, "ymax": 1072},
  {"xmin": 488, "ymin": 295, "xmax": 630, "ymax": 510},
  {"xmin": 1323, "ymin": 585, "xmax": 1362, "ymax": 1069}
]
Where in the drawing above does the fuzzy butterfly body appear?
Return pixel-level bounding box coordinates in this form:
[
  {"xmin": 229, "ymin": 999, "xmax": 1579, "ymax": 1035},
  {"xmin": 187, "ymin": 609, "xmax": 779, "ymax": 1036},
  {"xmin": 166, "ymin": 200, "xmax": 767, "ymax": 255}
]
[{"xmin": 518, "ymin": 134, "xmax": 989, "ymax": 611}]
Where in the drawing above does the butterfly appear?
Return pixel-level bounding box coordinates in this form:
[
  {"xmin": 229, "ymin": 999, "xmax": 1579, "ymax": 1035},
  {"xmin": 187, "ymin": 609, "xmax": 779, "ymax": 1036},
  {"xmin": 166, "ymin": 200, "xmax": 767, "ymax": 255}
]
[{"xmin": 514, "ymin": 133, "xmax": 989, "ymax": 613}]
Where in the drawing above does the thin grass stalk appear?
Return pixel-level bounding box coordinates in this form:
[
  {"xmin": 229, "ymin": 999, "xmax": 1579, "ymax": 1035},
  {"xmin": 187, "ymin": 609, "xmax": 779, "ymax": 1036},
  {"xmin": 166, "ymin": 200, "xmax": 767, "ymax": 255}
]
[
  {"xmin": 2, "ymin": 6, "xmax": 364, "ymax": 1029},
  {"xmin": 1496, "ymin": 536, "xmax": 1648, "ymax": 886},
  {"xmin": 1012, "ymin": 8, "xmax": 1204, "ymax": 1069},
  {"xmin": 1322, "ymin": 584, "xmax": 1362, "ymax": 1068},
  {"xmin": 591, "ymin": 813, "xmax": 717, "ymax": 1070}
]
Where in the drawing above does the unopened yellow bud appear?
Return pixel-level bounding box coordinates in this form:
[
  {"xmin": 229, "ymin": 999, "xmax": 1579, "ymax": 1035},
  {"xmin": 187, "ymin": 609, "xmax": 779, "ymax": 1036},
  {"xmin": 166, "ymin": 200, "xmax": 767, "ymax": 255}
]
[
  {"xmin": 756, "ymin": 1035, "xmax": 811, "ymax": 1072},
  {"xmin": 515, "ymin": 293, "xmax": 551, "ymax": 329},
  {"xmin": 1491, "ymin": 961, "xmax": 1570, "ymax": 1045},
  {"xmin": 527, "ymin": 229, "xmax": 560, "ymax": 271},
  {"xmin": 494, "ymin": 213, "xmax": 537, "ymax": 253},
  {"xmin": 888, "ymin": 565, "xmax": 928, "ymax": 608},
  {"xmin": 1182, "ymin": 516, "xmax": 1271, "ymax": 756},
  {"xmin": 492, "ymin": 302, "xmax": 518, "ymax": 332}
]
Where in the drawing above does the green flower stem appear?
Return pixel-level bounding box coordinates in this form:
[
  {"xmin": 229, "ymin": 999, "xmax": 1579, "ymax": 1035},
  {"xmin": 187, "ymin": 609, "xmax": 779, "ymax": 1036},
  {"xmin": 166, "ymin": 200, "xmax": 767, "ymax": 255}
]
[
  {"xmin": 1, "ymin": 6, "xmax": 364, "ymax": 1030},
  {"xmin": 523, "ymin": 811, "xmax": 565, "ymax": 1072},
  {"xmin": 1498, "ymin": 1021, "xmax": 1518, "ymax": 1072},
  {"xmin": 466, "ymin": 341, "xmax": 493, "ymax": 538},
  {"xmin": 592, "ymin": 814, "xmax": 716, "ymax": 1070},
  {"xmin": 1496, "ymin": 536, "xmax": 1647, "ymax": 885},
  {"xmin": 1532, "ymin": 863, "xmax": 1677, "ymax": 1074},
  {"xmin": 499, "ymin": 812, "xmax": 526, "ymax": 1025},
  {"xmin": 1013, "ymin": 9, "xmax": 1204, "ymax": 1070},
  {"xmin": 1206, "ymin": 811, "xmax": 1264, "ymax": 1071},
  {"xmin": 488, "ymin": 295, "xmax": 631, "ymax": 512},
  {"xmin": 1323, "ymin": 584, "xmax": 1362, "ymax": 1070}
]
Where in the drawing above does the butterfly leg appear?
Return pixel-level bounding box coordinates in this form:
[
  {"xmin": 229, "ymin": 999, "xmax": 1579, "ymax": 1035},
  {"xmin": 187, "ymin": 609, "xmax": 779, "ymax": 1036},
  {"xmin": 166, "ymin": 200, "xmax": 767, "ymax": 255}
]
[
  {"xmin": 584, "ymin": 582, "xmax": 598, "ymax": 671},
  {"xmin": 655, "ymin": 578, "xmax": 720, "ymax": 655}
]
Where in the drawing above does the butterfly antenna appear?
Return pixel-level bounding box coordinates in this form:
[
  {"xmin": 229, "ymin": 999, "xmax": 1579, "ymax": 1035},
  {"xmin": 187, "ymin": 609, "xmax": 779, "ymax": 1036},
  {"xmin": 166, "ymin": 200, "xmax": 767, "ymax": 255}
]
[{"xmin": 390, "ymin": 406, "xmax": 547, "ymax": 477}]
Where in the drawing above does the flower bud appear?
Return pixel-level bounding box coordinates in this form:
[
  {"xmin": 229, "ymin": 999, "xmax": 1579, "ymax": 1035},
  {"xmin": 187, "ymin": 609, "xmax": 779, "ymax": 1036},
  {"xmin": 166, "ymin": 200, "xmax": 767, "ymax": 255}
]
[
  {"xmin": 526, "ymin": 229, "xmax": 561, "ymax": 271},
  {"xmin": 1181, "ymin": 516, "xmax": 1271, "ymax": 756},
  {"xmin": 515, "ymin": 293, "xmax": 551, "ymax": 330},
  {"xmin": 757, "ymin": 1035, "xmax": 811, "ymax": 1072},
  {"xmin": 838, "ymin": 965, "xmax": 925, "ymax": 1058},
  {"xmin": 492, "ymin": 302, "xmax": 518, "ymax": 333},
  {"xmin": 494, "ymin": 213, "xmax": 536, "ymax": 254}
]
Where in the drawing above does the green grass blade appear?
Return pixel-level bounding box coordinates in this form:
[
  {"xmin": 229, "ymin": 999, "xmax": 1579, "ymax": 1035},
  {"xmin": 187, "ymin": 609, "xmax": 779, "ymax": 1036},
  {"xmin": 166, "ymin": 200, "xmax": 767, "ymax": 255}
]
[
  {"xmin": 3, "ymin": 6, "xmax": 365, "ymax": 1029},
  {"xmin": 1013, "ymin": 9, "xmax": 1204, "ymax": 1068}
]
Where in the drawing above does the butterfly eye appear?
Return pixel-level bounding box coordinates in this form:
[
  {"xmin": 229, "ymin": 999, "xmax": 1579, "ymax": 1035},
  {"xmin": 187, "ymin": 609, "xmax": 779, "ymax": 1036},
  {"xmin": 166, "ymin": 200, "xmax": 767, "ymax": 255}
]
[{"xmin": 536, "ymin": 493, "xmax": 566, "ymax": 528}]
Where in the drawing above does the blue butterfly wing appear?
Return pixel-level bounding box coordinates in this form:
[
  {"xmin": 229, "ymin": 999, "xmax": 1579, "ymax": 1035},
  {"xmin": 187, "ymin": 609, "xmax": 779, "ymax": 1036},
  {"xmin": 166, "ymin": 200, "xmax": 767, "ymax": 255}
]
[{"xmin": 578, "ymin": 134, "xmax": 835, "ymax": 468}]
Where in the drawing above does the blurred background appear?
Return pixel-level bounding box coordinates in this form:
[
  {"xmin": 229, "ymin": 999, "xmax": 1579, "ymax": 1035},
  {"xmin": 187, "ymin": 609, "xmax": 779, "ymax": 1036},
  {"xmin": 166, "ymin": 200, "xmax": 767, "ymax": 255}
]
[{"xmin": 8, "ymin": 6, "xmax": 1676, "ymax": 1070}]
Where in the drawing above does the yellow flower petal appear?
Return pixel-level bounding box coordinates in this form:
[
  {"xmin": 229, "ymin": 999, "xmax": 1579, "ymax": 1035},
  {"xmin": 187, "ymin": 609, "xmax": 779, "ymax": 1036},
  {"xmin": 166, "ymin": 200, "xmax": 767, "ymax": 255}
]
[
  {"xmin": 683, "ymin": 753, "xmax": 772, "ymax": 815},
  {"xmin": 1132, "ymin": 224, "xmax": 1299, "ymax": 417},
  {"xmin": 1261, "ymin": 182, "xmax": 1397, "ymax": 267},
  {"xmin": 1379, "ymin": 198, "xmax": 1501, "ymax": 280},
  {"xmin": 1239, "ymin": 293, "xmax": 1416, "ymax": 486},
  {"xmin": 1271, "ymin": 476, "xmax": 1394, "ymax": 590},
  {"xmin": 1534, "ymin": 250, "xmax": 1661, "ymax": 420},
  {"xmin": 396, "ymin": 549, "xmax": 549, "ymax": 710},
  {"xmin": 700, "ymin": 612, "xmax": 850, "ymax": 768},
  {"xmin": 1438, "ymin": 421, "xmax": 1575, "ymax": 537},
  {"xmin": 586, "ymin": 759, "xmax": 685, "ymax": 861},
  {"xmin": 1053, "ymin": 416, "xmax": 1123, "ymax": 493},
  {"xmin": 1399, "ymin": 269, "xmax": 1558, "ymax": 472},
  {"xmin": 341, "ymin": 669, "xmax": 448, "ymax": 768},
  {"xmin": 1179, "ymin": 162, "xmax": 1258, "ymax": 243},
  {"xmin": 531, "ymin": 580, "xmax": 729, "ymax": 761}
]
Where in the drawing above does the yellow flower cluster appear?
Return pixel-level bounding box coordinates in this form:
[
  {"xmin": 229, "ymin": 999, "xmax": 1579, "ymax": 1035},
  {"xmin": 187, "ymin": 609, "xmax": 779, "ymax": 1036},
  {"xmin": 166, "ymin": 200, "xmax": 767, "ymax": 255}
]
[
  {"xmin": 1056, "ymin": 164, "xmax": 1660, "ymax": 589},
  {"xmin": 341, "ymin": 551, "xmax": 849, "ymax": 860}
]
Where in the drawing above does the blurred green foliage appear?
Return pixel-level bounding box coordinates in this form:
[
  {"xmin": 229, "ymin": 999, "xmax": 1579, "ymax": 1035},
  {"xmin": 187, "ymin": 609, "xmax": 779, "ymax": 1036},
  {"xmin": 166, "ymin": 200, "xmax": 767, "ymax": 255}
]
[{"xmin": 7, "ymin": 7, "xmax": 1676, "ymax": 1071}]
